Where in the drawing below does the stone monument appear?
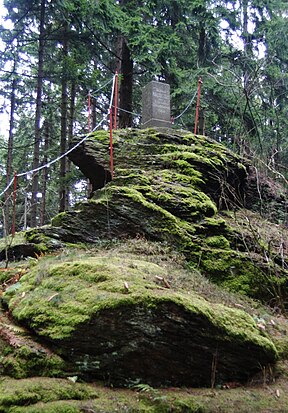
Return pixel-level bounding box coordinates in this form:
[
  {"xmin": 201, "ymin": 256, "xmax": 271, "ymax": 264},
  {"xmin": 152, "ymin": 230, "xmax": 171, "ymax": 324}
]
[{"xmin": 142, "ymin": 81, "xmax": 171, "ymax": 128}]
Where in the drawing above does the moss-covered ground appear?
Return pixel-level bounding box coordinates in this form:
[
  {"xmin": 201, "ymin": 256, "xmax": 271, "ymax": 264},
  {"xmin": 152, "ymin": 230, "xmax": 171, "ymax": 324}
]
[{"xmin": 2, "ymin": 370, "xmax": 288, "ymax": 412}]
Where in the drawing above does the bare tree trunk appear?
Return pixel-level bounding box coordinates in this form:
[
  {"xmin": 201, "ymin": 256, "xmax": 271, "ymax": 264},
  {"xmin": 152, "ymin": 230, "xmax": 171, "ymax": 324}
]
[
  {"xmin": 4, "ymin": 76, "xmax": 16, "ymax": 236},
  {"xmin": 242, "ymin": 0, "xmax": 253, "ymax": 92},
  {"xmin": 118, "ymin": 35, "xmax": 133, "ymax": 128},
  {"xmin": 198, "ymin": 27, "xmax": 206, "ymax": 65},
  {"xmin": 91, "ymin": 95, "xmax": 97, "ymax": 130},
  {"xmin": 40, "ymin": 120, "xmax": 49, "ymax": 226},
  {"xmin": 31, "ymin": 0, "xmax": 46, "ymax": 227},
  {"xmin": 65, "ymin": 80, "xmax": 76, "ymax": 207},
  {"xmin": 59, "ymin": 23, "xmax": 68, "ymax": 213}
]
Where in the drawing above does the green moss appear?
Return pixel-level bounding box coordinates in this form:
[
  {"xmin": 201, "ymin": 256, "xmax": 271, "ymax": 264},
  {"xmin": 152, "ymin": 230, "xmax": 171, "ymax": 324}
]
[
  {"xmin": 0, "ymin": 376, "xmax": 206, "ymax": 412},
  {"xmin": 51, "ymin": 212, "xmax": 67, "ymax": 227},
  {"xmin": 205, "ymin": 235, "xmax": 230, "ymax": 249},
  {"xmin": 1, "ymin": 348, "xmax": 64, "ymax": 379},
  {"xmin": 195, "ymin": 247, "xmax": 286, "ymax": 301},
  {"xmin": 0, "ymin": 377, "xmax": 98, "ymax": 412},
  {"xmin": 3, "ymin": 254, "xmax": 277, "ymax": 360}
]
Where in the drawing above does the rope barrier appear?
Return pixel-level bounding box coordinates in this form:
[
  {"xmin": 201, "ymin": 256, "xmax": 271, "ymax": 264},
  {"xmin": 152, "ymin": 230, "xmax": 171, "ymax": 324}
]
[
  {"xmin": 0, "ymin": 75, "xmax": 201, "ymax": 202},
  {"xmin": 88, "ymin": 91, "xmax": 91, "ymax": 132},
  {"xmin": 108, "ymin": 73, "xmax": 117, "ymax": 178},
  {"xmin": 89, "ymin": 78, "xmax": 113, "ymax": 96},
  {"xmin": 109, "ymin": 75, "xmax": 116, "ymax": 109},
  {"xmin": 112, "ymin": 105, "xmax": 141, "ymax": 117},
  {"xmin": 0, "ymin": 118, "xmax": 105, "ymax": 199},
  {"xmin": 1, "ymin": 74, "xmax": 116, "ymax": 200},
  {"xmin": 174, "ymin": 89, "xmax": 198, "ymax": 120},
  {"xmin": 109, "ymin": 108, "xmax": 114, "ymax": 178},
  {"xmin": 0, "ymin": 178, "xmax": 14, "ymax": 198}
]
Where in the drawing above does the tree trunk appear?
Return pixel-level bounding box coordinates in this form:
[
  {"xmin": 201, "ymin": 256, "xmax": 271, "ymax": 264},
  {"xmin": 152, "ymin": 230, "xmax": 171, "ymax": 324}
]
[
  {"xmin": 31, "ymin": 0, "xmax": 46, "ymax": 227},
  {"xmin": 4, "ymin": 76, "xmax": 17, "ymax": 236},
  {"xmin": 59, "ymin": 23, "xmax": 69, "ymax": 213},
  {"xmin": 66, "ymin": 80, "xmax": 76, "ymax": 206},
  {"xmin": 91, "ymin": 96, "xmax": 97, "ymax": 130},
  {"xmin": 40, "ymin": 120, "xmax": 49, "ymax": 226},
  {"xmin": 198, "ymin": 27, "xmax": 206, "ymax": 65},
  {"xmin": 242, "ymin": 0, "xmax": 253, "ymax": 92},
  {"xmin": 118, "ymin": 35, "xmax": 133, "ymax": 128}
]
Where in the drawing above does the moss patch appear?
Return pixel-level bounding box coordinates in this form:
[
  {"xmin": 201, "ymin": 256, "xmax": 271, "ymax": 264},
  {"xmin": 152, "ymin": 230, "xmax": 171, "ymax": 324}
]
[{"xmin": 0, "ymin": 377, "xmax": 98, "ymax": 412}]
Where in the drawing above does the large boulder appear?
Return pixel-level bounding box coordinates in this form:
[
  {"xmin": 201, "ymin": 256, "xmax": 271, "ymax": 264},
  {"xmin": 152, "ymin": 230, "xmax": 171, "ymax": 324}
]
[
  {"xmin": 4, "ymin": 249, "xmax": 277, "ymax": 387},
  {"xmin": 41, "ymin": 128, "xmax": 287, "ymax": 304}
]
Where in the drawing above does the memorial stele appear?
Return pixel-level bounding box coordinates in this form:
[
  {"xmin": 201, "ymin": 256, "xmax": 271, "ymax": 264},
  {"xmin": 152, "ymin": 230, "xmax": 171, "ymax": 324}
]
[{"xmin": 142, "ymin": 81, "xmax": 171, "ymax": 128}]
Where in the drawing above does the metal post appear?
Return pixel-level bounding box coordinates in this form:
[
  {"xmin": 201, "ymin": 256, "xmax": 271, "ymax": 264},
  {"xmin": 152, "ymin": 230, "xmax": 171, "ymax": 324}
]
[
  {"xmin": 194, "ymin": 77, "xmax": 203, "ymax": 135},
  {"xmin": 109, "ymin": 108, "xmax": 114, "ymax": 178},
  {"xmin": 114, "ymin": 71, "xmax": 118, "ymax": 129}
]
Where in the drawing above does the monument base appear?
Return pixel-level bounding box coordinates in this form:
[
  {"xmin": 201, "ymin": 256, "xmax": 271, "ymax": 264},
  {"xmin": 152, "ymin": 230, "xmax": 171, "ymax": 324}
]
[{"xmin": 141, "ymin": 118, "xmax": 171, "ymax": 129}]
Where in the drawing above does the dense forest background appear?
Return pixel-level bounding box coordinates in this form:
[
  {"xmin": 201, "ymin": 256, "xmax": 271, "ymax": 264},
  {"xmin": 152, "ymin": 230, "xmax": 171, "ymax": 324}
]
[{"xmin": 0, "ymin": 0, "xmax": 287, "ymax": 235}]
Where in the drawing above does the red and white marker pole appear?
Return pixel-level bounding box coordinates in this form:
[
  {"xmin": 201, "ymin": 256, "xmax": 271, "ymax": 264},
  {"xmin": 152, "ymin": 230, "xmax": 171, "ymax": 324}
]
[{"xmin": 194, "ymin": 77, "xmax": 203, "ymax": 135}]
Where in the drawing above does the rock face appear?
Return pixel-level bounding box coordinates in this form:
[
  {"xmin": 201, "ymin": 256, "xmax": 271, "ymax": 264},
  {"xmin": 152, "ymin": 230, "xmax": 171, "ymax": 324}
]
[
  {"xmin": 46, "ymin": 128, "xmax": 287, "ymax": 304},
  {"xmin": 4, "ymin": 252, "xmax": 277, "ymax": 387},
  {"xmin": 2, "ymin": 128, "xmax": 287, "ymax": 388}
]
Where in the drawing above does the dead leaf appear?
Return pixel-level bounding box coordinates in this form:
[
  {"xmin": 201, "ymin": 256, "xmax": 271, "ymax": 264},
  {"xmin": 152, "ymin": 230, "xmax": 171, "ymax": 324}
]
[{"xmin": 256, "ymin": 323, "xmax": 266, "ymax": 331}]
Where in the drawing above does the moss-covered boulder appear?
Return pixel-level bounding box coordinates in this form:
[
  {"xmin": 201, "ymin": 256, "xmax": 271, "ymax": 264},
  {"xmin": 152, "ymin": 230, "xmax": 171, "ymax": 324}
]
[
  {"xmin": 3, "ymin": 129, "xmax": 287, "ymax": 305},
  {"xmin": 3, "ymin": 247, "xmax": 277, "ymax": 387},
  {"xmin": 38, "ymin": 127, "xmax": 286, "ymax": 305}
]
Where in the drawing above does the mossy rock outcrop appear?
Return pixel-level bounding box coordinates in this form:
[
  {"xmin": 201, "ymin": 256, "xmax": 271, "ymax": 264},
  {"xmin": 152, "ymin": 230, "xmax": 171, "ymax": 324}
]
[
  {"xmin": 3, "ymin": 129, "xmax": 287, "ymax": 305},
  {"xmin": 41, "ymin": 128, "xmax": 287, "ymax": 304},
  {"xmin": 1, "ymin": 128, "xmax": 287, "ymax": 392},
  {"xmin": 3, "ymin": 248, "xmax": 277, "ymax": 387}
]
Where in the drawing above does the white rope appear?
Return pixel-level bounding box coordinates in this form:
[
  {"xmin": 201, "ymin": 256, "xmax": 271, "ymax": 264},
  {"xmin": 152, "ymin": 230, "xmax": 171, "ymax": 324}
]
[
  {"xmin": 0, "ymin": 178, "xmax": 14, "ymax": 198},
  {"xmin": 109, "ymin": 74, "xmax": 116, "ymax": 109},
  {"xmin": 174, "ymin": 89, "xmax": 198, "ymax": 120},
  {"xmin": 113, "ymin": 105, "xmax": 141, "ymax": 117},
  {"xmin": 89, "ymin": 78, "xmax": 113, "ymax": 96},
  {"xmin": 0, "ymin": 118, "xmax": 105, "ymax": 199},
  {"xmin": 1, "ymin": 80, "xmax": 198, "ymax": 199},
  {"xmin": 17, "ymin": 119, "xmax": 105, "ymax": 178}
]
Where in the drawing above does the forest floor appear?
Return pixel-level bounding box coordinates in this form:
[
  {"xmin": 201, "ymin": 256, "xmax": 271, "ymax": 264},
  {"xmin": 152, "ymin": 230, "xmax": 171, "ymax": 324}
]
[{"xmin": 1, "ymin": 370, "xmax": 288, "ymax": 412}]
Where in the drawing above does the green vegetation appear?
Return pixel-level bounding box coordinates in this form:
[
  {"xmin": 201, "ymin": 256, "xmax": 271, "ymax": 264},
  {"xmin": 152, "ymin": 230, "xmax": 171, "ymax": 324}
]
[
  {"xmin": 0, "ymin": 377, "xmax": 98, "ymax": 413},
  {"xmin": 0, "ymin": 344, "xmax": 65, "ymax": 379},
  {"xmin": 3, "ymin": 245, "xmax": 277, "ymax": 359}
]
